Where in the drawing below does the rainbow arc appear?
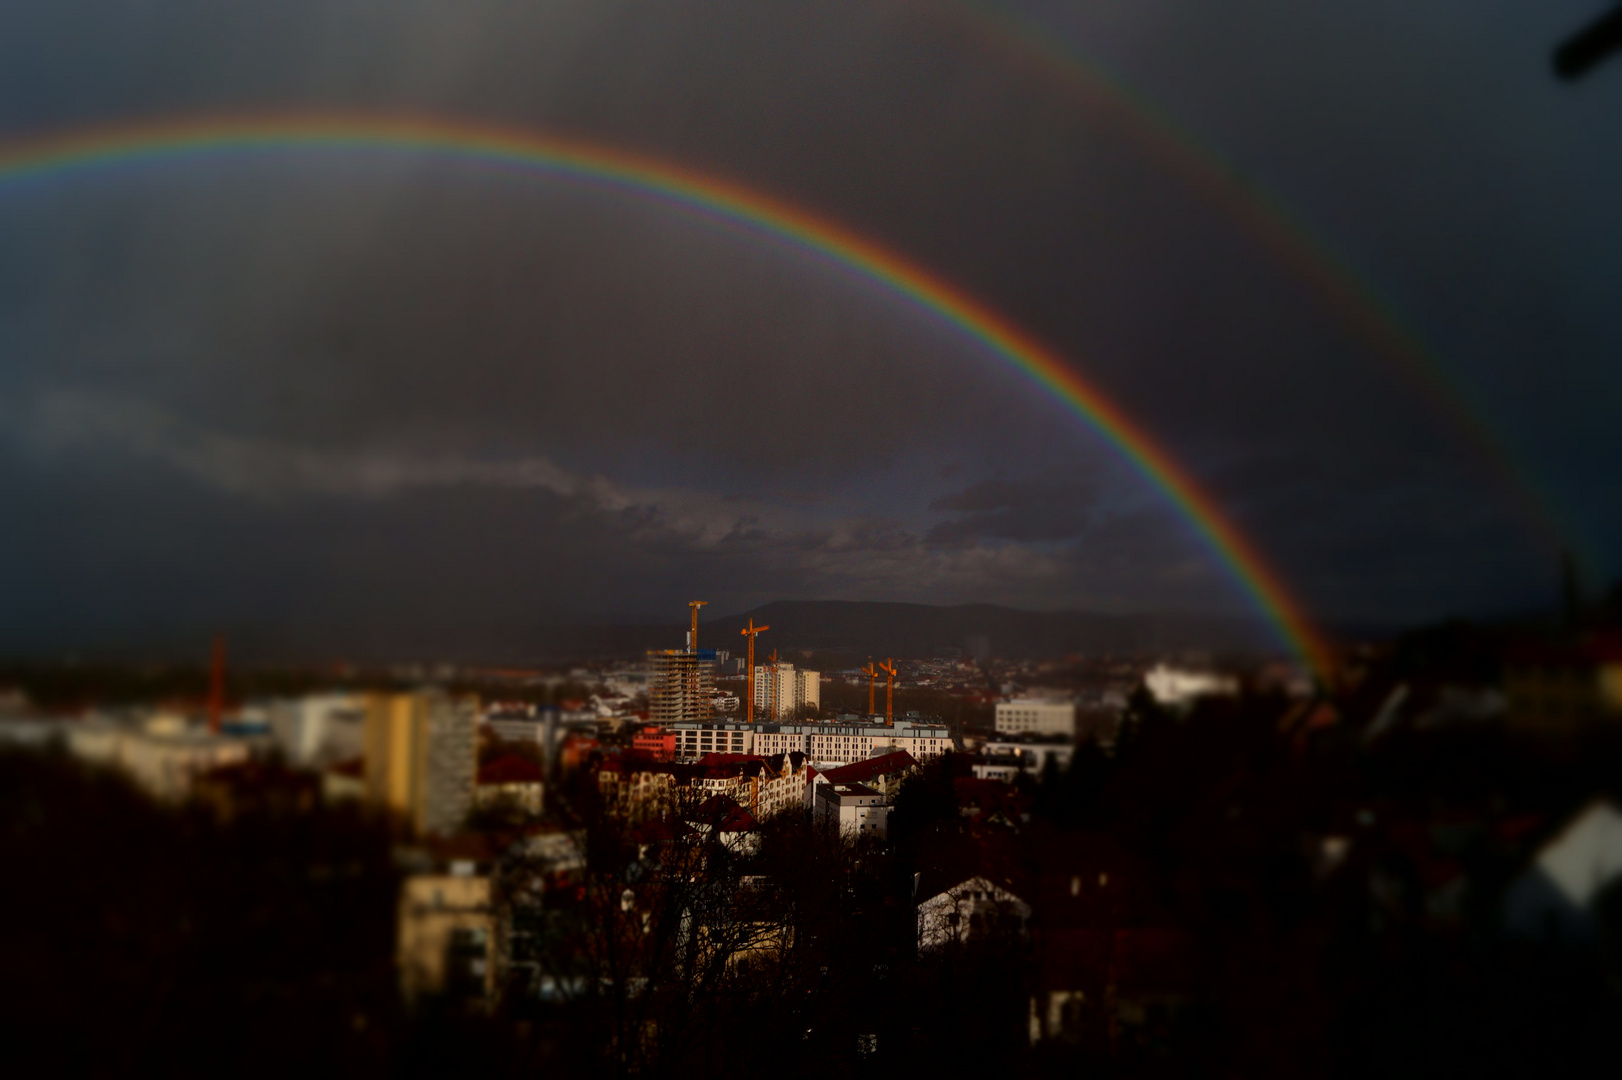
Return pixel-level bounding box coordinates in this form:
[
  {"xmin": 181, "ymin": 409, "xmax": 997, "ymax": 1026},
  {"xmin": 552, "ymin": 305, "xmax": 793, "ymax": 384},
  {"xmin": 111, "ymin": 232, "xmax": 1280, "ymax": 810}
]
[{"xmin": 0, "ymin": 113, "xmax": 1334, "ymax": 678}]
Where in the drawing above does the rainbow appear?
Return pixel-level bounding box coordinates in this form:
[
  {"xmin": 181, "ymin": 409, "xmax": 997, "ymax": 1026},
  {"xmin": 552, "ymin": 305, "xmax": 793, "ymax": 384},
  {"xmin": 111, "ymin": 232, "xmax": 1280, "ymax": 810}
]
[
  {"xmin": 0, "ymin": 113, "xmax": 1334, "ymax": 678},
  {"xmin": 936, "ymin": 0, "xmax": 1584, "ymax": 560}
]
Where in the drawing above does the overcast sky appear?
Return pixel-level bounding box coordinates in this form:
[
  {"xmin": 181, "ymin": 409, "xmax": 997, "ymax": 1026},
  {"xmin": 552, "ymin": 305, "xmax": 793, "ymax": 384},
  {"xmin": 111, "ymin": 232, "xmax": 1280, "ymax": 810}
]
[{"xmin": 2, "ymin": 0, "xmax": 1619, "ymax": 658}]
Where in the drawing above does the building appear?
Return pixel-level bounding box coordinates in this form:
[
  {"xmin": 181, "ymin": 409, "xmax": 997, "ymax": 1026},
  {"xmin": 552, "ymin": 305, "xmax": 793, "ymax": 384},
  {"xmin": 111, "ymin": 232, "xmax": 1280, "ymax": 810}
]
[
  {"xmin": 596, "ymin": 750, "xmax": 807, "ymax": 821},
  {"xmin": 596, "ymin": 757, "xmax": 681, "ymax": 819},
  {"xmin": 971, "ymin": 754, "xmax": 1024, "ymax": 783},
  {"xmin": 747, "ymin": 751, "xmax": 808, "ymax": 820},
  {"xmin": 914, "ymin": 828, "xmax": 1032, "ymax": 950},
  {"xmin": 796, "ymin": 669, "xmax": 820, "ymax": 714},
  {"xmin": 752, "ymin": 662, "xmax": 820, "ymax": 720},
  {"xmin": 474, "ymin": 753, "xmax": 546, "ymax": 816},
  {"xmin": 648, "ymin": 649, "xmax": 717, "ymax": 725},
  {"xmin": 363, "ymin": 690, "xmax": 477, "ymax": 836},
  {"xmin": 1503, "ymin": 638, "xmax": 1622, "ymax": 738},
  {"xmin": 916, "ymin": 872, "xmax": 1031, "ymax": 951},
  {"xmin": 109, "ymin": 714, "xmax": 256, "ymax": 803},
  {"xmin": 487, "ymin": 706, "xmax": 593, "ymax": 775},
  {"xmin": 995, "ymin": 699, "xmax": 1076, "ymax": 737},
  {"xmin": 806, "ymin": 750, "xmax": 918, "ymax": 809},
  {"xmin": 683, "ymin": 794, "xmax": 760, "ymax": 853},
  {"xmin": 267, "ymin": 693, "xmax": 364, "ymax": 767},
  {"xmin": 753, "ymin": 718, "xmax": 952, "ymax": 767},
  {"xmin": 984, "ymin": 736, "xmax": 1077, "ymax": 778},
  {"xmin": 670, "ymin": 721, "xmax": 755, "ymax": 761},
  {"xmin": 396, "ymin": 840, "xmax": 498, "ymax": 1008},
  {"xmin": 816, "ymin": 750, "xmax": 918, "ymax": 799},
  {"xmin": 814, "ymin": 782, "xmax": 889, "ymax": 838},
  {"xmin": 632, "ymin": 725, "xmax": 678, "ymax": 761}
]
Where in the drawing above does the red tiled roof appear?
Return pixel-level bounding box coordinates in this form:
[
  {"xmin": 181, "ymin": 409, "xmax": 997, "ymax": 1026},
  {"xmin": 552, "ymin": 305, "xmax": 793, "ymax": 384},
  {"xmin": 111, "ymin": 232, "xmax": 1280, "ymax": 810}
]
[
  {"xmin": 823, "ymin": 750, "xmax": 918, "ymax": 785},
  {"xmin": 479, "ymin": 753, "xmax": 545, "ymax": 785}
]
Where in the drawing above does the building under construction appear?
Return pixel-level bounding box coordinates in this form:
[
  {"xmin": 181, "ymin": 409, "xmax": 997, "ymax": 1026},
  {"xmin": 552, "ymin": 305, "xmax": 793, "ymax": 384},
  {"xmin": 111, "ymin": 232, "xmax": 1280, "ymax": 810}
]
[{"xmin": 647, "ymin": 648, "xmax": 718, "ymax": 725}]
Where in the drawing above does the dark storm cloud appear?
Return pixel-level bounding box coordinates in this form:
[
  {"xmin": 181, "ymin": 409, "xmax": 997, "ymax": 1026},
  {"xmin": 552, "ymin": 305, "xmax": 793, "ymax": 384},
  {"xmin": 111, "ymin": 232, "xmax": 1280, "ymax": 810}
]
[
  {"xmin": 925, "ymin": 473, "xmax": 1098, "ymax": 544},
  {"xmin": 0, "ymin": 0, "xmax": 1618, "ymax": 654}
]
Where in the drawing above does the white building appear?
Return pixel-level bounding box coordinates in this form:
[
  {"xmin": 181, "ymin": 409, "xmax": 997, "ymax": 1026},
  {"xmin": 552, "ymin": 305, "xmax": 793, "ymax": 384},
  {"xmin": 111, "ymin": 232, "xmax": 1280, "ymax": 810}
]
[
  {"xmin": 106, "ymin": 714, "xmax": 257, "ymax": 802},
  {"xmin": 752, "ymin": 663, "xmax": 820, "ymax": 720},
  {"xmin": 753, "ymin": 719, "xmax": 951, "ymax": 767},
  {"xmin": 995, "ymin": 699, "xmax": 1076, "ymax": 737},
  {"xmin": 1143, "ymin": 663, "xmax": 1240, "ymax": 708},
  {"xmin": 814, "ymin": 782, "xmax": 889, "ymax": 838},
  {"xmin": 915, "ymin": 874, "xmax": 1031, "ymax": 951},
  {"xmin": 268, "ymin": 693, "xmax": 365, "ymax": 766},
  {"xmin": 983, "ymin": 737, "xmax": 1077, "ymax": 778},
  {"xmin": 971, "ymin": 755, "xmax": 1023, "ymax": 783},
  {"xmin": 807, "ymin": 751, "xmax": 919, "ymax": 809},
  {"xmin": 795, "ymin": 670, "xmax": 820, "ymax": 714},
  {"xmin": 669, "ymin": 721, "xmax": 755, "ymax": 762}
]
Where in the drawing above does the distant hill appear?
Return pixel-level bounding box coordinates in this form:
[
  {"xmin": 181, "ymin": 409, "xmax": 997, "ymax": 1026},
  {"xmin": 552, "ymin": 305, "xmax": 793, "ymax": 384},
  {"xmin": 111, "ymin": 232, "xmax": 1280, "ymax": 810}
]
[
  {"xmin": 507, "ymin": 600, "xmax": 1279, "ymax": 663},
  {"xmin": 690, "ymin": 600, "xmax": 1281, "ymax": 661}
]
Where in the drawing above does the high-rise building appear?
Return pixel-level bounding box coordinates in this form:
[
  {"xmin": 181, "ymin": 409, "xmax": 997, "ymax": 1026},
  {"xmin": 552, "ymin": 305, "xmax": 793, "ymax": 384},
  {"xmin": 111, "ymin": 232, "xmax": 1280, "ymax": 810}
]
[
  {"xmin": 794, "ymin": 669, "xmax": 821, "ymax": 715},
  {"xmin": 753, "ymin": 663, "xmax": 819, "ymax": 720},
  {"xmin": 363, "ymin": 690, "xmax": 477, "ymax": 836},
  {"xmin": 648, "ymin": 649, "xmax": 717, "ymax": 725}
]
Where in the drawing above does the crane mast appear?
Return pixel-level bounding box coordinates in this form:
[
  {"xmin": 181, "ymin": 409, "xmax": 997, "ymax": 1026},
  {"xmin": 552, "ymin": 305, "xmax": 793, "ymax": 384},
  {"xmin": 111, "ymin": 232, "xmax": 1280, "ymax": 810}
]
[
  {"xmin": 878, "ymin": 658, "xmax": 898, "ymax": 726},
  {"xmin": 740, "ymin": 619, "xmax": 770, "ymax": 724},
  {"xmin": 687, "ymin": 600, "xmax": 707, "ymax": 652}
]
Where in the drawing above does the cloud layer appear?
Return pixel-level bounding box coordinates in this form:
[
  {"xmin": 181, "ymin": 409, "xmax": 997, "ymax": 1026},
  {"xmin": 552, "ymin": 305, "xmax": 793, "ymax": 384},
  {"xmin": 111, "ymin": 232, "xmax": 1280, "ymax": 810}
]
[{"xmin": 1, "ymin": 0, "xmax": 1615, "ymax": 655}]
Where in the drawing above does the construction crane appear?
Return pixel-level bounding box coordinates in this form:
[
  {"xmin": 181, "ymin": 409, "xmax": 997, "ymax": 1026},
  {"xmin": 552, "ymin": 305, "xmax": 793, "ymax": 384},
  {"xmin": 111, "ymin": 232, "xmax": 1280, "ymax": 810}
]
[
  {"xmin": 740, "ymin": 618, "xmax": 769, "ymax": 724},
  {"xmin": 860, "ymin": 660, "xmax": 880, "ymax": 717},
  {"xmin": 878, "ymin": 658, "xmax": 898, "ymax": 726},
  {"xmin": 765, "ymin": 649, "xmax": 782, "ymax": 720},
  {"xmin": 687, "ymin": 600, "xmax": 707, "ymax": 651},
  {"xmin": 207, "ymin": 633, "xmax": 227, "ymax": 734}
]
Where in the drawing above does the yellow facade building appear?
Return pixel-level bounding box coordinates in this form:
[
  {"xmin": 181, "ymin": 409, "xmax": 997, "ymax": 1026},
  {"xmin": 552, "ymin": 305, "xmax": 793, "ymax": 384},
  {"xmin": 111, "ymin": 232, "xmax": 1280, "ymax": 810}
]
[{"xmin": 363, "ymin": 690, "xmax": 477, "ymax": 836}]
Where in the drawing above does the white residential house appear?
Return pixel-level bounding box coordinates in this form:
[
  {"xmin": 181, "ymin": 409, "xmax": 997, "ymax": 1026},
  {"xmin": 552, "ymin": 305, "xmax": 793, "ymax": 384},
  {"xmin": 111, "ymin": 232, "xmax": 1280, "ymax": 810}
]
[
  {"xmin": 916, "ymin": 874, "xmax": 1032, "ymax": 951},
  {"xmin": 814, "ymin": 782, "xmax": 890, "ymax": 838}
]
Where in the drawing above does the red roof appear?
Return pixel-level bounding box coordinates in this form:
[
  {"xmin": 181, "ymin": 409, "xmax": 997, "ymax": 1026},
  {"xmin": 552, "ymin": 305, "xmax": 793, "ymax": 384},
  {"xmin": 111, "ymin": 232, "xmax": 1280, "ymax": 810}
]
[
  {"xmin": 478, "ymin": 753, "xmax": 545, "ymax": 785},
  {"xmin": 822, "ymin": 750, "xmax": 919, "ymax": 785},
  {"xmin": 698, "ymin": 752, "xmax": 764, "ymax": 766}
]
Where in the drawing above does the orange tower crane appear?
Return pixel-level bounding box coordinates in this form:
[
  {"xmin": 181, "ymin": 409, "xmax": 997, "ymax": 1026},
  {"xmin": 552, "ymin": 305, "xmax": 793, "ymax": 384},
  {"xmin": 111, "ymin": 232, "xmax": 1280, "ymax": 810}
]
[
  {"xmin": 878, "ymin": 658, "xmax": 898, "ymax": 726},
  {"xmin": 687, "ymin": 600, "xmax": 707, "ymax": 651},
  {"xmin": 740, "ymin": 619, "xmax": 770, "ymax": 723},
  {"xmin": 860, "ymin": 661, "xmax": 879, "ymax": 717}
]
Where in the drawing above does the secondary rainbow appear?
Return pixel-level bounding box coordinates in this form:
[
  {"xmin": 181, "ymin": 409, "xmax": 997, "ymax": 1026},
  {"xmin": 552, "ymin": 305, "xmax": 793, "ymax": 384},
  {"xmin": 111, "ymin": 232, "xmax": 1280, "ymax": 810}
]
[
  {"xmin": 936, "ymin": 0, "xmax": 1583, "ymax": 560},
  {"xmin": 0, "ymin": 113, "xmax": 1334, "ymax": 677}
]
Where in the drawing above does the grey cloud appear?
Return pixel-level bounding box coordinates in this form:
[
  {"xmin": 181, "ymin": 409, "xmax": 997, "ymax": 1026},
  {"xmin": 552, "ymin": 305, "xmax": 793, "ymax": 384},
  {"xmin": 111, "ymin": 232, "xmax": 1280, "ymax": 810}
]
[
  {"xmin": 926, "ymin": 474, "xmax": 1098, "ymax": 544},
  {"xmin": 0, "ymin": 0, "xmax": 1616, "ymax": 652}
]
